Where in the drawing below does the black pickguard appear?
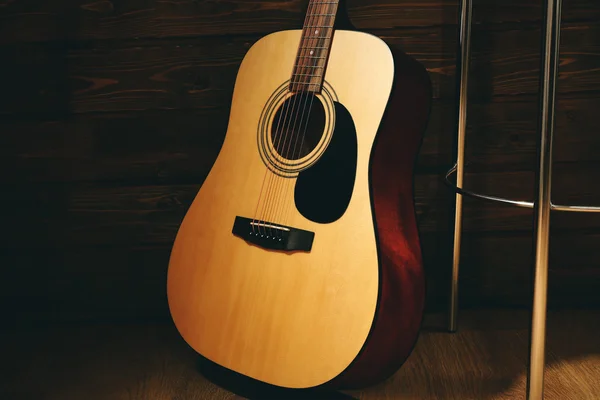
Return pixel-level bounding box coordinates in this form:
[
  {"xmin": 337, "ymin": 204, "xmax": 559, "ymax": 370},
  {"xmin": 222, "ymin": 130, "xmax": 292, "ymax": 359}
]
[{"xmin": 294, "ymin": 101, "xmax": 357, "ymax": 224}]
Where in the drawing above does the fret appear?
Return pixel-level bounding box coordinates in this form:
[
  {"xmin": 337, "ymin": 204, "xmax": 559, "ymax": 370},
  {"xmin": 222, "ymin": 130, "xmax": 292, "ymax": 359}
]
[
  {"xmin": 299, "ymin": 46, "xmax": 329, "ymax": 50},
  {"xmin": 289, "ymin": 82, "xmax": 320, "ymax": 89},
  {"xmin": 304, "ymin": 25, "xmax": 334, "ymax": 28},
  {"xmin": 293, "ymin": 73, "xmax": 324, "ymax": 77},
  {"xmin": 290, "ymin": 82, "xmax": 321, "ymax": 87},
  {"xmin": 302, "ymin": 34, "xmax": 331, "ymax": 42},
  {"xmin": 300, "ymin": 38, "xmax": 331, "ymax": 43}
]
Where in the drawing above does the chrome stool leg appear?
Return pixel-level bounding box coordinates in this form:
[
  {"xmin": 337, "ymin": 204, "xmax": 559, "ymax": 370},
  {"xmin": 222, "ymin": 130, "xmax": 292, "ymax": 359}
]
[
  {"xmin": 447, "ymin": 0, "xmax": 599, "ymax": 397},
  {"xmin": 448, "ymin": 0, "xmax": 473, "ymax": 334},
  {"xmin": 527, "ymin": 0, "xmax": 562, "ymax": 398}
]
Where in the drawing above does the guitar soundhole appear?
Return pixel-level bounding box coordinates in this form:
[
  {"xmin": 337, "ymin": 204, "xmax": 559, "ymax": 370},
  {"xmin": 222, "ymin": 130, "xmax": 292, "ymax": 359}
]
[{"xmin": 270, "ymin": 93, "xmax": 326, "ymax": 161}]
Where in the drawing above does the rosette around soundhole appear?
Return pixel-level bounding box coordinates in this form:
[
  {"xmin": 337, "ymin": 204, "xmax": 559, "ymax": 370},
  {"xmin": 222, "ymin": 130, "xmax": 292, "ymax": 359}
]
[{"xmin": 257, "ymin": 81, "xmax": 337, "ymax": 177}]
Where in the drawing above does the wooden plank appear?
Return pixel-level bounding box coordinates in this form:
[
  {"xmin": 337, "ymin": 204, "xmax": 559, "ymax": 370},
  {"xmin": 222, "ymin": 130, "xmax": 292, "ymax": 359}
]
[
  {"xmin": 2, "ymin": 311, "xmax": 600, "ymax": 400},
  {"xmin": 0, "ymin": 245, "xmax": 171, "ymax": 324},
  {"xmin": 421, "ymin": 93, "xmax": 600, "ymax": 173},
  {"xmin": 0, "ymin": 108, "xmax": 229, "ymax": 184},
  {"xmin": 3, "ymin": 165, "xmax": 600, "ymax": 249},
  {"xmin": 2, "ymin": 22, "xmax": 600, "ymax": 116},
  {"xmin": 352, "ymin": 0, "xmax": 600, "ymax": 30},
  {"xmin": 1, "ymin": 0, "xmax": 598, "ymax": 45},
  {"xmin": 0, "ymin": 0, "xmax": 304, "ymax": 45},
  {"xmin": 381, "ymin": 22, "xmax": 600, "ymax": 100},
  {"xmin": 2, "ymin": 95, "xmax": 600, "ymax": 184},
  {"xmin": 421, "ymin": 232, "xmax": 600, "ymax": 311},
  {"xmin": 0, "ymin": 183, "xmax": 196, "ymax": 248},
  {"xmin": 0, "ymin": 36, "xmax": 253, "ymax": 116},
  {"xmin": 2, "ymin": 232, "xmax": 599, "ymax": 324}
]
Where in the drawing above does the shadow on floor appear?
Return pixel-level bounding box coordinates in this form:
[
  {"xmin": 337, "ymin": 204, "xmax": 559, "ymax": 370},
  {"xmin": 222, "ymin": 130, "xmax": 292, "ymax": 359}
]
[{"xmin": 197, "ymin": 356, "xmax": 358, "ymax": 400}]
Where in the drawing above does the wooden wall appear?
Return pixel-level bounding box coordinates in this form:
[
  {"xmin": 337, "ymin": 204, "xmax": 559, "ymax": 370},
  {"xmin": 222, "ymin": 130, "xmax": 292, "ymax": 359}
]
[{"xmin": 1, "ymin": 0, "xmax": 600, "ymax": 325}]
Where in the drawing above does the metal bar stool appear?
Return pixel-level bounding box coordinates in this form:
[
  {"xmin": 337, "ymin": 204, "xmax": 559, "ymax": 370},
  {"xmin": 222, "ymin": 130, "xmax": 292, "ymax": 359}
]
[{"xmin": 445, "ymin": 0, "xmax": 600, "ymax": 398}]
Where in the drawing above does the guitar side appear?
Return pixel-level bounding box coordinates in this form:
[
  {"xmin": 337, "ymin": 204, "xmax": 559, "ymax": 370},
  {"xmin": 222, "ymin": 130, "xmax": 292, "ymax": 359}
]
[{"xmin": 329, "ymin": 46, "xmax": 432, "ymax": 389}]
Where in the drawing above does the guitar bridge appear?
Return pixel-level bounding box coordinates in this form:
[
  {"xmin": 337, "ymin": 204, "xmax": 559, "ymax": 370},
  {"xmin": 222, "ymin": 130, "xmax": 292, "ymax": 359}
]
[{"xmin": 232, "ymin": 216, "xmax": 314, "ymax": 252}]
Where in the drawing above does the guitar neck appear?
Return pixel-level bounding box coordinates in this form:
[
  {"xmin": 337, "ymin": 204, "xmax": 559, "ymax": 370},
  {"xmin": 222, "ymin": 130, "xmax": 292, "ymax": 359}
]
[{"xmin": 289, "ymin": 0, "xmax": 341, "ymax": 93}]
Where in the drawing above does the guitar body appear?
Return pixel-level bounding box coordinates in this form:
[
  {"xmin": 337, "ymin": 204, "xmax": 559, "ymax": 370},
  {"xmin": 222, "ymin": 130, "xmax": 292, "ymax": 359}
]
[{"xmin": 167, "ymin": 26, "xmax": 431, "ymax": 390}]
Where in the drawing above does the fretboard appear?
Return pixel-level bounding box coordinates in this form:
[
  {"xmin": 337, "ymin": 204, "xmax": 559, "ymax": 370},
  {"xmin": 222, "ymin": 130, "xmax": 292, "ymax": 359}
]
[{"xmin": 289, "ymin": 0, "xmax": 340, "ymax": 93}]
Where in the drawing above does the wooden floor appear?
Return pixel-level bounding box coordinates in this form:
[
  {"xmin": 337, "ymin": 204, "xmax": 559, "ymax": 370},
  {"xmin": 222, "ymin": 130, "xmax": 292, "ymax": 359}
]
[{"xmin": 1, "ymin": 310, "xmax": 598, "ymax": 400}]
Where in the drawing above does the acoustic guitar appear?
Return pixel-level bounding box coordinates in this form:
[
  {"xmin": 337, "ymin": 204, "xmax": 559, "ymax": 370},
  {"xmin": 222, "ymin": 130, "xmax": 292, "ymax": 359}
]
[{"xmin": 167, "ymin": 0, "xmax": 431, "ymax": 390}]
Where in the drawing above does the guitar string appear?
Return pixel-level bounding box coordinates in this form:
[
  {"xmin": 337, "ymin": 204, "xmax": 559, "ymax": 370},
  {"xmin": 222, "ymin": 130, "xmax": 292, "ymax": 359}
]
[
  {"xmin": 252, "ymin": 0, "xmax": 334, "ymax": 239},
  {"xmin": 257, "ymin": 82, "xmax": 294, "ymax": 239},
  {"xmin": 265, "ymin": 0, "xmax": 322, "ymax": 239},
  {"xmin": 250, "ymin": 34, "xmax": 303, "ymax": 239},
  {"xmin": 266, "ymin": 0, "xmax": 320, "ymax": 240},
  {"xmin": 254, "ymin": 0, "xmax": 318, "ymax": 239},
  {"xmin": 252, "ymin": 91, "xmax": 288, "ymax": 238},
  {"xmin": 281, "ymin": 1, "xmax": 336, "ymax": 231},
  {"xmin": 276, "ymin": 0, "xmax": 334, "ymax": 236},
  {"xmin": 270, "ymin": 29, "xmax": 317, "ymax": 235}
]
